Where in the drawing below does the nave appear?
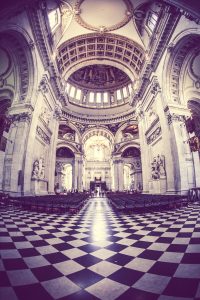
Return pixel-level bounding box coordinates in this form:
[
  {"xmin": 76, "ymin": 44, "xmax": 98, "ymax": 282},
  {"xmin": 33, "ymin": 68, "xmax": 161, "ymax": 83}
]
[{"xmin": 0, "ymin": 198, "xmax": 200, "ymax": 300}]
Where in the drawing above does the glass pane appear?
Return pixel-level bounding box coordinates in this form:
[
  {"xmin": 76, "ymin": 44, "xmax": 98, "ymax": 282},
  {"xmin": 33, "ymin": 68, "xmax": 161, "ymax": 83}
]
[
  {"xmin": 66, "ymin": 83, "xmax": 70, "ymax": 94},
  {"xmin": 96, "ymin": 93, "xmax": 101, "ymax": 103},
  {"xmin": 89, "ymin": 92, "xmax": 95, "ymax": 102},
  {"xmin": 103, "ymin": 92, "xmax": 108, "ymax": 103},
  {"xmin": 116, "ymin": 89, "xmax": 122, "ymax": 100},
  {"xmin": 128, "ymin": 84, "xmax": 132, "ymax": 95},
  {"xmin": 69, "ymin": 86, "xmax": 76, "ymax": 98},
  {"xmin": 76, "ymin": 89, "xmax": 82, "ymax": 100},
  {"xmin": 123, "ymin": 87, "xmax": 128, "ymax": 98},
  {"xmin": 48, "ymin": 9, "xmax": 59, "ymax": 30}
]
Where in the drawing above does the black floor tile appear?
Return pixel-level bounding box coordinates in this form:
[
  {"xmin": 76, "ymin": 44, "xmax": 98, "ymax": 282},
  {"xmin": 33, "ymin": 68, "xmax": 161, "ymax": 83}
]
[
  {"xmin": 14, "ymin": 283, "xmax": 53, "ymax": 300},
  {"xmin": 107, "ymin": 253, "xmax": 133, "ymax": 266},
  {"xmin": 163, "ymin": 277, "xmax": 199, "ymax": 298},
  {"xmin": 116, "ymin": 287, "xmax": 158, "ymax": 300},
  {"xmin": 68, "ymin": 269, "xmax": 103, "ymax": 288},
  {"xmin": 32, "ymin": 265, "xmax": 63, "ymax": 281},
  {"xmin": 109, "ymin": 267, "xmax": 143, "ymax": 286},
  {"xmin": 149, "ymin": 261, "xmax": 178, "ymax": 276},
  {"xmin": 74, "ymin": 254, "xmax": 101, "ymax": 267}
]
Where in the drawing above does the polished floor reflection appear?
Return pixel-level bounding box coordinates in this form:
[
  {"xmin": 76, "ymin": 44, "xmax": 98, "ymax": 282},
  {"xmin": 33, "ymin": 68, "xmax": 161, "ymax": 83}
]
[{"xmin": 0, "ymin": 198, "xmax": 200, "ymax": 300}]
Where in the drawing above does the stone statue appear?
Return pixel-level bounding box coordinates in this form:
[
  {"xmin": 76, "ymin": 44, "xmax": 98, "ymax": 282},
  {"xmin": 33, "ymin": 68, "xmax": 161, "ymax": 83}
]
[
  {"xmin": 32, "ymin": 157, "xmax": 45, "ymax": 179},
  {"xmin": 32, "ymin": 160, "xmax": 39, "ymax": 179},
  {"xmin": 151, "ymin": 157, "xmax": 160, "ymax": 179},
  {"xmin": 151, "ymin": 155, "xmax": 166, "ymax": 179}
]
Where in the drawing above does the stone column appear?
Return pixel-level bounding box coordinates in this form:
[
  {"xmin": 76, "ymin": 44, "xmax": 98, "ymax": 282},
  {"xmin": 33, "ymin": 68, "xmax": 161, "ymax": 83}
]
[
  {"xmin": 48, "ymin": 106, "xmax": 61, "ymax": 193},
  {"xmin": 73, "ymin": 157, "xmax": 79, "ymax": 190},
  {"xmin": 113, "ymin": 158, "xmax": 124, "ymax": 191},
  {"xmin": 136, "ymin": 108, "xmax": 150, "ymax": 193},
  {"xmin": 165, "ymin": 111, "xmax": 193, "ymax": 194},
  {"xmin": 77, "ymin": 159, "xmax": 83, "ymax": 191},
  {"xmin": 3, "ymin": 112, "xmax": 32, "ymax": 196}
]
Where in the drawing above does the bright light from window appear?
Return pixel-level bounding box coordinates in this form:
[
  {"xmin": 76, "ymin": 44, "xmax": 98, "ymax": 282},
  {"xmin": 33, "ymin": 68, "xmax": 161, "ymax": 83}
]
[
  {"xmin": 89, "ymin": 92, "xmax": 95, "ymax": 102},
  {"xmin": 96, "ymin": 93, "xmax": 101, "ymax": 103},
  {"xmin": 128, "ymin": 84, "xmax": 132, "ymax": 95},
  {"xmin": 48, "ymin": 9, "xmax": 60, "ymax": 30},
  {"xmin": 123, "ymin": 87, "xmax": 128, "ymax": 98},
  {"xmin": 69, "ymin": 86, "xmax": 76, "ymax": 98},
  {"xmin": 103, "ymin": 92, "xmax": 108, "ymax": 103},
  {"xmin": 66, "ymin": 83, "xmax": 70, "ymax": 94},
  {"xmin": 76, "ymin": 89, "xmax": 81, "ymax": 100},
  {"xmin": 116, "ymin": 89, "xmax": 122, "ymax": 100},
  {"xmin": 147, "ymin": 12, "xmax": 158, "ymax": 32}
]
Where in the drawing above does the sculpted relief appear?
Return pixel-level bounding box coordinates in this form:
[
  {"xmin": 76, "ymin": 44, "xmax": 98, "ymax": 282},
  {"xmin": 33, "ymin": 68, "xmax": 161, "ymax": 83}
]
[
  {"xmin": 32, "ymin": 157, "xmax": 45, "ymax": 180},
  {"xmin": 151, "ymin": 155, "xmax": 166, "ymax": 180}
]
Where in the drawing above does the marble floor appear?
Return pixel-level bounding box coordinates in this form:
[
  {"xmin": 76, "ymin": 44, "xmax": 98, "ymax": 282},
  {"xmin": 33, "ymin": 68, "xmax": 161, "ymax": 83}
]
[{"xmin": 0, "ymin": 197, "xmax": 200, "ymax": 300}]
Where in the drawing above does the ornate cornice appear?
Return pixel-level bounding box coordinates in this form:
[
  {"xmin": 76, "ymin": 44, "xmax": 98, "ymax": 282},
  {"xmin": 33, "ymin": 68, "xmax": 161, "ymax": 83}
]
[{"xmin": 62, "ymin": 109, "xmax": 136, "ymax": 125}]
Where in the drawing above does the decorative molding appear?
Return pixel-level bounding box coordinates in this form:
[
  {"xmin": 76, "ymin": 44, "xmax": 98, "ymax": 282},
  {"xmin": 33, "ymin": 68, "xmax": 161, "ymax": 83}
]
[
  {"xmin": 39, "ymin": 107, "xmax": 51, "ymax": 126},
  {"xmin": 9, "ymin": 112, "xmax": 32, "ymax": 123},
  {"xmin": 38, "ymin": 76, "xmax": 49, "ymax": 94},
  {"xmin": 146, "ymin": 121, "xmax": 162, "ymax": 145},
  {"xmin": 36, "ymin": 125, "xmax": 50, "ymax": 144},
  {"xmin": 53, "ymin": 104, "xmax": 62, "ymax": 120},
  {"xmin": 62, "ymin": 109, "xmax": 136, "ymax": 125},
  {"xmin": 164, "ymin": 106, "xmax": 185, "ymax": 125},
  {"xmin": 74, "ymin": 0, "xmax": 133, "ymax": 33}
]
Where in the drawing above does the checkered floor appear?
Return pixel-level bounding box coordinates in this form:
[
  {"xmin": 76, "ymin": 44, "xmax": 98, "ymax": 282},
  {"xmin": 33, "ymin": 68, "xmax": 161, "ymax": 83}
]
[{"xmin": 0, "ymin": 198, "xmax": 200, "ymax": 300}]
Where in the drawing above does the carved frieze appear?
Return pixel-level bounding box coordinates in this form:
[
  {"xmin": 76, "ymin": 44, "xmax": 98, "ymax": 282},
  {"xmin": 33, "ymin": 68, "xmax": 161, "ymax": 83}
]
[
  {"xmin": 36, "ymin": 126, "xmax": 50, "ymax": 144},
  {"xmin": 146, "ymin": 124, "xmax": 162, "ymax": 145},
  {"xmin": 38, "ymin": 76, "xmax": 49, "ymax": 94},
  {"xmin": 39, "ymin": 107, "xmax": 51, "ymax": 125},
  {"xmin": 53, "ymin": 105, "xmax": 62, "ymax": 120}
]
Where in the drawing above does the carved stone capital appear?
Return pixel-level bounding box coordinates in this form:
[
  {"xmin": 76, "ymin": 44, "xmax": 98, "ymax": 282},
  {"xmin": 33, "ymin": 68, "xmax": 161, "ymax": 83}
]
[
  {"xmin": 53, "ymin": 104, "xmax": 62, "ymax": 120},
  {"xmin": 38, "ymin": 76, "xmax": 49, "ymax": 94},
  {"xmin": 8, "ymin": 112, "xmax": 32, "ymax": 123}
]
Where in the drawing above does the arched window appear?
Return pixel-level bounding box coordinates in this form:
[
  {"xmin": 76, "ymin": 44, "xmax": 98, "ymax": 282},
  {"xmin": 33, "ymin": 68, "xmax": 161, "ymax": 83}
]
[{"xmin": 48, "ymin": 8, "xmax": 61, "ymax": 31}]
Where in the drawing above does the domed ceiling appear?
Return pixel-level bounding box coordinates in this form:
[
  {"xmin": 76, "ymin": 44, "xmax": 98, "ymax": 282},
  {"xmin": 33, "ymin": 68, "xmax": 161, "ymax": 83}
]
[{"xmin": 68, "ymin": 65, "xmax": 131, "ymax": 92}]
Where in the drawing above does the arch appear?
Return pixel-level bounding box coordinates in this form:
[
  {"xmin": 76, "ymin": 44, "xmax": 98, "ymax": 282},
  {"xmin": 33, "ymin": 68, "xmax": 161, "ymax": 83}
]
[
  {"xmin": 115, "ymin": 141, "xmax": 140, "ymax": 154},
  {"xmin": 56, "ymin": 143, "xmax": 78, "ymax": 156},
  {"xmin": 0, "ymin": 26, "xmax": 37, "ymax": 104},
  {"xmin": 122, "ymin": 146, "xmax": 141, "ymax": 158},
  {"xmin": 56, "ymin": 147, "xmax": 75, "ymax": 158},
  {"xmin": 82, "ymin": 127, "xmax": 115, "ymax": 145},
  {"xmin": 57, "ymin": 33, "xmax": 145, "ymax": 83},
  {"xmin": 162, "ymin": 30, "xmax": 200, "ymax": 105}
]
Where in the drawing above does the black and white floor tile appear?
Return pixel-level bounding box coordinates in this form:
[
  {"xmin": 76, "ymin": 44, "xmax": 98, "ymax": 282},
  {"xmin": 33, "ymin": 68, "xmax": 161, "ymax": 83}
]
[{"xmin": 0, "ymin": 198, "xmax": 200, "ymax": 300}]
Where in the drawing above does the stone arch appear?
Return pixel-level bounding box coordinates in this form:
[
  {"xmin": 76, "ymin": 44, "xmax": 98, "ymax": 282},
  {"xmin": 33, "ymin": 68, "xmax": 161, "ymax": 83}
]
[
  {"xmin": 163, "ymin": 30, "xmax": 200, "ymax": 105},
  {"xmin": 56, "ymin": 142, "xmax": 79, "ymax": 156},
  {"xmin": 57, "ymin": 33, "xmax": 145, "ymax": 83},
  {"xmin": 115, "ymin": 141, "xmax": 140, "ymax": 155},
  {"xmin": 0, "ymin": 26, "xmax": 37, "ymax": 104},
  {"xmin": 82, "ymin": 127, "xmax": 114, "ymax": 146}
]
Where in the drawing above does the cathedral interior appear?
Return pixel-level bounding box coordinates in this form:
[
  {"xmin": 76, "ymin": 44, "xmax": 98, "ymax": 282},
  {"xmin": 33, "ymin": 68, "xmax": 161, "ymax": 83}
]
[{"xmin": 0, "ymin": 0, "xmax": 200, "ymax": 299}]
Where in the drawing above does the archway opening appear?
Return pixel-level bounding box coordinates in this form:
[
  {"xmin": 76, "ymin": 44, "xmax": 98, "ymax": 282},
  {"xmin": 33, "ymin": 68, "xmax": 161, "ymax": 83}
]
[
  {"xmin": 55, "ymin": 147, "xmax": 75, "ymax": 193},
  {"xmin": 83, "ymin": 134, "xmax": 112, "ymax": 192}
]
